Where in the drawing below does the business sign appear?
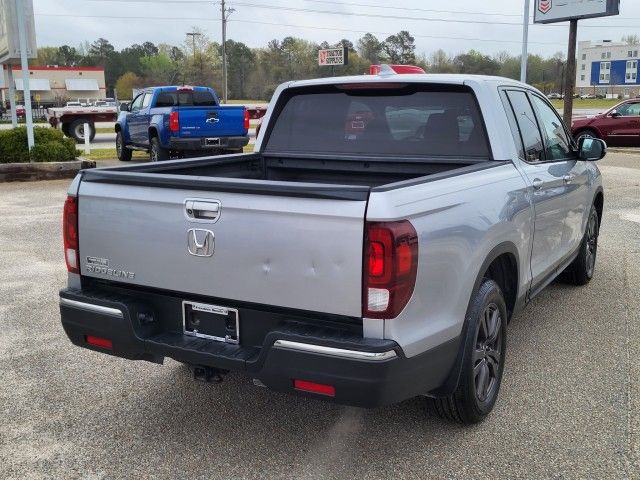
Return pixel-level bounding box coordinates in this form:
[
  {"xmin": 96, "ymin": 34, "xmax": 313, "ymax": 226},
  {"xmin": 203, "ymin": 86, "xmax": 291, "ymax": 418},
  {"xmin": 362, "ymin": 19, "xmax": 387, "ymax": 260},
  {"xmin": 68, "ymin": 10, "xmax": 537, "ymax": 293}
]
[
  {"xmin": 318, "ymin": 47, "xmax": 348, "ymax": 66},
  {"xmin": 534, "ymin": 0, "xmax": 619, "ymax": 24},
  {"xmin": 0, "ymin": 0, "xmax": 37, "ymax": 64}
]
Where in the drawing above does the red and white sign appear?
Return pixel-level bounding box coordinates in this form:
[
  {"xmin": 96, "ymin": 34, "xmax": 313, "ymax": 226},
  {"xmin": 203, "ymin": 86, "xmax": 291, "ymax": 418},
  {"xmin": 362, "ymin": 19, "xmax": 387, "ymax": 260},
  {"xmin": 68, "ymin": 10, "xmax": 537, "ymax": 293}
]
[
  {"xmin": 318, "ymin": 47, "xmax": 347, "ymax": 66},
  {"xmin": 538, "ymin": 0, "xmax": 552, "ymax": 14}
]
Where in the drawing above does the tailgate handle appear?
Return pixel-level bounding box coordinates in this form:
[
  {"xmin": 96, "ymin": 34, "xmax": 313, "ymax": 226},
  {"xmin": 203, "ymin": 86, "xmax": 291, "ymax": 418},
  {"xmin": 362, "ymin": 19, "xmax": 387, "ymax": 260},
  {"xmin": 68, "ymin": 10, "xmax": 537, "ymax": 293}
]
[{"xmin": 185, "ymin": 200, "xmax": 221, "ymax": 222}]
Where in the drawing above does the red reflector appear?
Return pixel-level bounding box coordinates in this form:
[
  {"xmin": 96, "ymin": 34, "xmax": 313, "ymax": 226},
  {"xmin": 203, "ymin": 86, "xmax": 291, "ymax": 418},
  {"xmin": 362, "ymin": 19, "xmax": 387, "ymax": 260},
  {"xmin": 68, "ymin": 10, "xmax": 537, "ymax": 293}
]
[
  {"xmin": 85, "ymin": 335, "xmax": 113, "ymax": 350},
  {"xmin": 63, "ymin": 195, "xmax": 79, "ymax": 274},
  {"xmin": 243, "ymin": 108, "xmax": 250, "ymax": 130},
  {"xmin": 169, "ymin": 111, "xmax": 179, "ymax": 132},
  {"xmin": 293, "ymin": 379, "xmax": 336, "ymax": 397}
]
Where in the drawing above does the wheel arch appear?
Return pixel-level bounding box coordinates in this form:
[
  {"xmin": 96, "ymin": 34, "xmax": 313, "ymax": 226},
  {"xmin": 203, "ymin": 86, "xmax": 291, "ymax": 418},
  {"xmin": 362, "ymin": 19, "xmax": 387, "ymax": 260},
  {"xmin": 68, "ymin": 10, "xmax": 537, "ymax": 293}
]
[
  {"xmin": 574, "ymin": 126, "xmax": 601, "ymax": 139},
  {"xmin": 427, "ymin": 241, "xmax": 519, "ymax": 398}
]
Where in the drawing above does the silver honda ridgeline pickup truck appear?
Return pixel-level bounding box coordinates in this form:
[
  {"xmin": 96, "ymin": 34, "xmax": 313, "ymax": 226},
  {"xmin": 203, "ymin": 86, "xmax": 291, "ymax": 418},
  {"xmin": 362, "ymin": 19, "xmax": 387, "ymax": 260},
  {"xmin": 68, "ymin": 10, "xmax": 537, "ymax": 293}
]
[{"xmin": 59, "ymin": 73, "xmax": 605, "ymax": 424}]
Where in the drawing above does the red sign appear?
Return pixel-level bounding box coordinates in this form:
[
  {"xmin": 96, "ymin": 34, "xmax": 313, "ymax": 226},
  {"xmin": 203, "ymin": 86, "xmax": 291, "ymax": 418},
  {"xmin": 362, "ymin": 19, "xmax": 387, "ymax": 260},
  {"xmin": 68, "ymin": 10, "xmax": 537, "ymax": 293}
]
[{"xmin": 538, "ymin": 0, "xmax": 552, "ymax": 14}]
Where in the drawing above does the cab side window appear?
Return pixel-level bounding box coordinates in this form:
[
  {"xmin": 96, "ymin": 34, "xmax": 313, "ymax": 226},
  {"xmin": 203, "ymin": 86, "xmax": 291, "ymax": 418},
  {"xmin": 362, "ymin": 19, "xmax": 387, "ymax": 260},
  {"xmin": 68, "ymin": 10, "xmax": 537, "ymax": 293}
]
[
  {"xmin": 130, "ymin": 94, "xmax": 144, "ymax": 112},
  {"xmin": 616, "ymin": 102, "xmax": 640, "ymax": 116},
  {"xmin": 142, "ymin": 93, "xmax": 152, "ymax": 108},
  {"xmin": 530, "ymin": 95, "xmax": 573, "ymax": 161},
  {"xmin": 505, "ymin": 90, "xmax": 544, "ymax": 162}
]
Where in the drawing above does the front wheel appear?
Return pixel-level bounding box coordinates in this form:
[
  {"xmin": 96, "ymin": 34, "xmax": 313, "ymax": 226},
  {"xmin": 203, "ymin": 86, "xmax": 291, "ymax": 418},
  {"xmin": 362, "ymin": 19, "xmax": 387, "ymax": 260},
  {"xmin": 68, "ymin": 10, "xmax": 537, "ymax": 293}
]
[
  {"xmin": 574, "ymin": 129, "xmax": 598, "ymax": 145},
  {"xmin": 116, "ymin": 131, "xmax": 132, "ymax": 162},
  {"xmin": 426, "ymin": 279, "xmax": 507, "ymax": 424}
]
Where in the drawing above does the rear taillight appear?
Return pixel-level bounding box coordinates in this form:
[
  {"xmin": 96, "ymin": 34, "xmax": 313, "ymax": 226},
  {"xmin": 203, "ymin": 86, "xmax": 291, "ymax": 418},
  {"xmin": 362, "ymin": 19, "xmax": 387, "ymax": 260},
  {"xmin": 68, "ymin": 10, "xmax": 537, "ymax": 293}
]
[
  {"xmin": 63, "ymin": 195, "xmax": 79, "ymax": 274},
  {"xmin": 363, "ymin": 220, "xmax": 418, "ymax": 319},
  {"xmin": 169, "ymin": 111, "xmax": 179, "ymax": 132},
  {"xmin": 243, "ymin": 108, "xmax": 250, "ymax": 130}
]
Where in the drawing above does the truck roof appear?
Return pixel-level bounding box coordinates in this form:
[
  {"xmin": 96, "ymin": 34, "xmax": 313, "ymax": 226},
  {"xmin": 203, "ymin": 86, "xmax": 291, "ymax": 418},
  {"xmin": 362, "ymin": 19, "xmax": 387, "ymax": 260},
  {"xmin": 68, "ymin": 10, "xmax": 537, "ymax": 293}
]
[{"xmin": 285, "ymin": 73, "xmax": 531, "ymax": 91}]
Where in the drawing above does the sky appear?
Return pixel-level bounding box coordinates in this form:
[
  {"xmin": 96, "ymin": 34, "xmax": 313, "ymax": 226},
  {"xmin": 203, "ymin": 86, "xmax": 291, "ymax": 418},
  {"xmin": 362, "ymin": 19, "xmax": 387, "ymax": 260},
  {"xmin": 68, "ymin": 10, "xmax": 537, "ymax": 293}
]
[{"xmin": 31, "ymin": 0, "xmax": 640, "ymax": 59}]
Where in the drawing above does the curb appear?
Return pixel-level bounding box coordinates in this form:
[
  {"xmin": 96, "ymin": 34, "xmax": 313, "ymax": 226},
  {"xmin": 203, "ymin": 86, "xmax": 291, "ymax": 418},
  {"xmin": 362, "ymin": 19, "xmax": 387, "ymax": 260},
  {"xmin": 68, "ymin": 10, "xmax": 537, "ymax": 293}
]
[{"xmin": 0, "ymin": 159, "xmax": 96, "ymax": 183}]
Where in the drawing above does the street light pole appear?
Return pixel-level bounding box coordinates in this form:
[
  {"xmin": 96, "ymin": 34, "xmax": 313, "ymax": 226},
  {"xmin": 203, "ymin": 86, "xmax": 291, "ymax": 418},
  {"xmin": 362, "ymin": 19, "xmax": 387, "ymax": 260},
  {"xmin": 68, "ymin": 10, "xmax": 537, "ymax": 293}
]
[
  {"xmin": 520, "ymin": 0, "xmax": 530, "ymax": 83},
  {"xmin": 186, "ymin": 31, "xmax": 202, "ymax": 84},
  {"xmin": 220, "ymin": 0, "xmax": 235, "ymax": 104},
  {"xmin": 15, "ymin": 0, "xmax": 34, "ymax": 152}
]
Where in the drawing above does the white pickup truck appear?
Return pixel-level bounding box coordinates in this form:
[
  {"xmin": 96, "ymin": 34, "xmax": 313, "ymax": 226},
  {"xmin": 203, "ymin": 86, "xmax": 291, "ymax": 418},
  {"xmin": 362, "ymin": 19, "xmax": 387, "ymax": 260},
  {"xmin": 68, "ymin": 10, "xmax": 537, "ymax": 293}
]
[{"xmin": 59, "ymin": 71, "xmax": 605, "ymax": 424}]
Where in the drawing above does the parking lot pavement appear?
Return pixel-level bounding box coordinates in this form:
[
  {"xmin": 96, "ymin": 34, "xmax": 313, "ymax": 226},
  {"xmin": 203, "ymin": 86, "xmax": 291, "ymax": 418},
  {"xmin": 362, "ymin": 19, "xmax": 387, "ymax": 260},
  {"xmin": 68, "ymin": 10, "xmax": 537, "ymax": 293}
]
[{"xmin": 0, "ymin": 154, "xmax": 638, "ymax": 480}]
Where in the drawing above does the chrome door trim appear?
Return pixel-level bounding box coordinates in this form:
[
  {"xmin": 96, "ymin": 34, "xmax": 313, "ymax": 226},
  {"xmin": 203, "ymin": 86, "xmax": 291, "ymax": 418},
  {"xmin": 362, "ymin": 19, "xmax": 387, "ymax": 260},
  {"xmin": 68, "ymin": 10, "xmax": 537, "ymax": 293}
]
[{"xmin": 59, "ymin": 297, "xmax": 123, "ymax": 318}]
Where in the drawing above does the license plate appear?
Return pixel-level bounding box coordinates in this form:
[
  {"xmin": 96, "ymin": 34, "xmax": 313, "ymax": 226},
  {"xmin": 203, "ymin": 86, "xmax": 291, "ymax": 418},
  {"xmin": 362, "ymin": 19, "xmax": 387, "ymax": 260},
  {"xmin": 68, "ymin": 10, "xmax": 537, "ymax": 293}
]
[
  {"xmin": 182, "ymin": 301, "xmax": 239, "ymax": 344},
  {"xmin": 205, "ymin": 137, "xmax": 221, "ymax": 146}
]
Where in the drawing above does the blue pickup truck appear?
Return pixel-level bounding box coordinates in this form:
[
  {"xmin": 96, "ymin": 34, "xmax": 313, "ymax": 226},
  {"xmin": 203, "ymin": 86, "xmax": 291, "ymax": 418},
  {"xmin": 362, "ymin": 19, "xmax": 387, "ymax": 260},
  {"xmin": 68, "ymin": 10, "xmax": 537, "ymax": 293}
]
[{"xmin": 115, "ymin": 86, "xmax": 250, "ymax": 161}]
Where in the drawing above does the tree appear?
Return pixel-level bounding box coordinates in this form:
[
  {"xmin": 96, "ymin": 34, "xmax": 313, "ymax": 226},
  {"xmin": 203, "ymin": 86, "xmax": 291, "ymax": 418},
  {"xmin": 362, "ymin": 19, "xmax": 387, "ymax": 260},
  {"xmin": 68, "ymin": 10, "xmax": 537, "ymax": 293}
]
[
  {"xmin": 57, "ymin": 45, "xmax": 80, "ymax": 66},
  {"xmin": 429, "ymin": 49, "xmax": 454, "ymax": 73},
  {"xmin": 453, "ymin": 50, "xmax": 500, "ymax": 75},
  {"xmin": 140, "ymin": 53, "xmax": 179, "ymax": 85},
  {"xmin": 115, "ymin": 72, "xmax": 143, "ymax": 99},
  {"xmin": 383, "ymin": 31, "xmax": 416, "ymax": 64},
  {"xmin": 357, "ymin": 33, "xmax": 385, "ymax": 64},
  {"xmin": 225, "ymin": 40, "xmax": 256, "ymax": 99},
  {"xmin": 622, "ymin": 34, "xmax": 640, "ymax": 45},
  {"xmin": 34, "ymin": 47, "xmax": 58, "ymax": 66},
  {"xmin": 89, "ymin": 38, "xmax": 115, "ymax": 62}
]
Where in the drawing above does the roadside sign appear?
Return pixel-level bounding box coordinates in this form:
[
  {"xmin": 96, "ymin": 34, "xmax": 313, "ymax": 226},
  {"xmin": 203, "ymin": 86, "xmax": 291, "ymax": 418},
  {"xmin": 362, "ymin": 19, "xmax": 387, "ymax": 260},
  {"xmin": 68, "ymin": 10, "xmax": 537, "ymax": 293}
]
[
  {"xmin": 534, "ymin": 0, "xmax": 619, "ymax": 24},
  {"xmin": 0, "ymin": 0, "xmax": 37, "ymax": 64},
  {"xmin": 318, "ymin": 47, "xmax": 348, "ymax": 66},
  {"xmin": 35, "ymin": 93, "xmax": 40, "ymax": 102}
]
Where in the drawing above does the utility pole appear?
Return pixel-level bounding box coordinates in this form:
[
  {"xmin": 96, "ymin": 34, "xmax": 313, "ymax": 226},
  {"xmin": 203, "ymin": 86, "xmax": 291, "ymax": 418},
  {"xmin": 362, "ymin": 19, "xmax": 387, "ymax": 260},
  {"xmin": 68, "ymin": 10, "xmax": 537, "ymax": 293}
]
[
  {"xmin": 562, "ymin": 19, "xmax": 578, "ymax": 128},
  {"xmin": 186, "ymin": 31, "xmax": 201, "ymax": 84},
  {"xmin": 520, "ymin": 0, "xmax": 530, "ymax": 83},
  {"xmin": 16, "ymin": 0, "xmax": 34, "ymax": 152},
  {"xmin": 220, "ymin": 0, "xmax": 235, "ymax": 104}
]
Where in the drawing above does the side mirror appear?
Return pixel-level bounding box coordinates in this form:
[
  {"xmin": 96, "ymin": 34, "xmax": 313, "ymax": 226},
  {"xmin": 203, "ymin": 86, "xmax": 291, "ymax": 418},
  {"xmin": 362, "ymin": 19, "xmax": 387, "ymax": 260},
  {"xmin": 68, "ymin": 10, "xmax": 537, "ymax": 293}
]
[
  {"xmin": 610, "ymin": 110, "xmax": 622, "ymax": 118},
  {"xmin": 120, "ymin": 103, "xmax": 129, "ymax": 112},
  {"xmin": 578, "ymin": 137, "xmax": 606, "ymax": 161}
]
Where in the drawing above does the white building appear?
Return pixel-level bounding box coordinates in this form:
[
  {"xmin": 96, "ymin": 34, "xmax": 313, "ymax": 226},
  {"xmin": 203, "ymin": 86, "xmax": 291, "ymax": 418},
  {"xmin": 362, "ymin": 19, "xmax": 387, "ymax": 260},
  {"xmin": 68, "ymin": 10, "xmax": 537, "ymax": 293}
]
[{"xmin": 576, "ymin": 40, "xmax": 640, "ymax": 97}]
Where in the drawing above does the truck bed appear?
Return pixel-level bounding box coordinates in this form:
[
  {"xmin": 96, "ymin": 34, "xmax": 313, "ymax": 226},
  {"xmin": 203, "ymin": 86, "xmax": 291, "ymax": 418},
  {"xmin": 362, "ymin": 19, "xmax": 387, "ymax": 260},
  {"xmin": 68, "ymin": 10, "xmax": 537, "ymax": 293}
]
[{"xmin": 82, "ymin": 152, "xmax": 486, "ymax": 199}]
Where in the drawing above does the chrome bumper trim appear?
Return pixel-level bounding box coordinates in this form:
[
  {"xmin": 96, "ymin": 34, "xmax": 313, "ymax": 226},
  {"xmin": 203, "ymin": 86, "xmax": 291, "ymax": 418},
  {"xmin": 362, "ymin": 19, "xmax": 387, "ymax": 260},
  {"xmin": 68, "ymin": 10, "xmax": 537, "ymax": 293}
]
[
  {"xmin": 273, "ymin": 339, "xmax": 397, "ymax": 361},
  {"xmin": 59, "ymin": 297, "xmax": 123, "ymax": 318}
]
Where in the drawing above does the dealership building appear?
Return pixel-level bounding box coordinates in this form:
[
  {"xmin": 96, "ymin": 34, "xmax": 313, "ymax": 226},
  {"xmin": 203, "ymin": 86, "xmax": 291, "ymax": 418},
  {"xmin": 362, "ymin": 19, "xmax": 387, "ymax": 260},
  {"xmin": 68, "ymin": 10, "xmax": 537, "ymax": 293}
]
[
  {"xmin": 576, "ymin": 40, "xmax": 640, "ymax": 97},
  {"xmin": 0, "ymin": 65, "xmax": 106, "ymax": 106}
]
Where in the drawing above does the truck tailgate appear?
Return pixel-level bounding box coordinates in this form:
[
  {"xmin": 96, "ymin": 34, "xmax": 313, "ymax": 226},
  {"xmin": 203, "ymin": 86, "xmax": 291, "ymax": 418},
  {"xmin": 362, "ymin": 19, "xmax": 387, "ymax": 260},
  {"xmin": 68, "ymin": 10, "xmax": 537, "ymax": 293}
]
[
  {"xmin": 77, "ymin": 181, "xmax": 366, "ymax": 317},
  {"xmin": 178, "ymin": 106, "xmax": 246, "ymax": 138}
]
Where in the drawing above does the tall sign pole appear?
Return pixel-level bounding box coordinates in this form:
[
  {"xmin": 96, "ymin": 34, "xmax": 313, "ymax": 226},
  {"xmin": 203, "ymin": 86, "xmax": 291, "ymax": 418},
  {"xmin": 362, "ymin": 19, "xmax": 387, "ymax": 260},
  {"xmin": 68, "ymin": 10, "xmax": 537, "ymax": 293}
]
[
  {"xmin": 15, "ymin": 0, "xmax": 34, "ymax": 152},
  {"xmin": 534, "ymin": 0, "xmax": 620, "ymax": 126},
  {"xmin": 520, "ymin": 0, "xmax": 530, "ymax": 83},
  {"xmin": 6, "ymin": 67, "xmax": 18, "ymax": 127},
  {"xmin": 563, "ymin": 20, "xmax": 578, "ymax": 128}
]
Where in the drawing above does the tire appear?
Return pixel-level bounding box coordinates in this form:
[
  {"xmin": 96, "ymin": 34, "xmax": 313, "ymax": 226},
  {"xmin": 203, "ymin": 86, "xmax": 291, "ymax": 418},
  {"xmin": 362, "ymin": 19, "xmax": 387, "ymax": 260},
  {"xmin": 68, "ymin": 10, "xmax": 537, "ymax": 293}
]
[
  {"xmin": 426, "ymin": 279, "xmax": 507, "ymax": 424},
  {"xmin": 574, "ymin": 129, "xmax": 598, "ymax": 145},
  {"xmin": 61, "ymin": 123, "xmax": 70, "ymax": 138},
  {"xmin": 562, "ymin": 205, "xmax": 599, "ymax": 286},
  {"xmin": 69, "ymin": 119, "xmax": 95, "ymax": 143},
  {"xmin": 150, "ymin": 136, "xmax": 169, "ymax": 162},
  {"xmin": 116, "ymin": 131, "xmax": 132, "ymax": 162}
]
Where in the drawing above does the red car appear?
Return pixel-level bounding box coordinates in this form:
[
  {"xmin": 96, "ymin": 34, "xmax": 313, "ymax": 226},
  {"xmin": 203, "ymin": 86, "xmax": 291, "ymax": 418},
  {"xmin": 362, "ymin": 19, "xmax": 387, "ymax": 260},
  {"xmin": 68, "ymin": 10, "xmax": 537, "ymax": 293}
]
[
  {"xmin": 571, "ymin": 99, "xmax": 640, "ymax": 146},
  {"xmin": 15, "ymin": 105, "xmax": 26, "ymax": 117}
]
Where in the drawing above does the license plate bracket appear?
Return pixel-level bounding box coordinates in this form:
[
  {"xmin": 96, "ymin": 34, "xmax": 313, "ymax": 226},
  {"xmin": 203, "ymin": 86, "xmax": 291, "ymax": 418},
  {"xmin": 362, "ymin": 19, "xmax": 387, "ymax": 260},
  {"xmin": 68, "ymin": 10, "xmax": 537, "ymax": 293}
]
[{"xmin": 182, "ymin": 301, "xmax": 239, "ymax": 344}]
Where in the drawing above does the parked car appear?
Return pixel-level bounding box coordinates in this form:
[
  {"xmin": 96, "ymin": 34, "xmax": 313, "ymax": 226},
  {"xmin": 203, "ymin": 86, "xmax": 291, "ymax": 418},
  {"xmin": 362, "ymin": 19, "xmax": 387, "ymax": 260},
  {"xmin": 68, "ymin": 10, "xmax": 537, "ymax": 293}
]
[
  {"xmin": 572, "ymin": 98, "xmax": 640, "ymax": 146},
  {"xmin": 115, "ymin": 85, "xmax": 250, "ymax": 161},
  {"xmin": 547, "ymin": 93, "xmax": 563, "ymax": 99},
  {"xmin": 59, "ymin": 72, "xmax": 605, "ymax": 424},
  {"xmin": 15, "ymin": 105, "xmax": 25, "ymax": 117},
  {"xmin": 580, "ymin": 94, "xmax": 596, "ymax": 100},
  {"xmin": 65, "ymin": 101, "xmax": 82, "ymax": 107}
]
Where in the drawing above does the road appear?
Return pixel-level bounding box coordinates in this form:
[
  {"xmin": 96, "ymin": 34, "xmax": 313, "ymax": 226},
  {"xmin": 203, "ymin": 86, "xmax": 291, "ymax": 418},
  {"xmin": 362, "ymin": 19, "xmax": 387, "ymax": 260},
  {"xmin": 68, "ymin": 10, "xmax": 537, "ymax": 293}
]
[{"xmin": 0, "ymin": 154, "xmax": 638, "ymax": 479}]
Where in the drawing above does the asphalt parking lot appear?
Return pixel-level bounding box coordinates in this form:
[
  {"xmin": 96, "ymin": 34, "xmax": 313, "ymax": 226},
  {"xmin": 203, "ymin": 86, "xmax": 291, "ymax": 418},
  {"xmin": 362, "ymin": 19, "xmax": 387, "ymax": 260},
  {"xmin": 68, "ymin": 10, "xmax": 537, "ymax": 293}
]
[{"xmin": 0, "ymin": 153, "xmax": 638, "ymax": 479}]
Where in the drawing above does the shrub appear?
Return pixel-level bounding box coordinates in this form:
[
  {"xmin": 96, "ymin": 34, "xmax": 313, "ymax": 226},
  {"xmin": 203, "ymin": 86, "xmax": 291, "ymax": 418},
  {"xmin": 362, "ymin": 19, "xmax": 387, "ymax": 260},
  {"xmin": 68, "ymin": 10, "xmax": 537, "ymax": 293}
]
[{"xmin": 0, "ymin": 127, "xmax": 79, "ymax": 163}]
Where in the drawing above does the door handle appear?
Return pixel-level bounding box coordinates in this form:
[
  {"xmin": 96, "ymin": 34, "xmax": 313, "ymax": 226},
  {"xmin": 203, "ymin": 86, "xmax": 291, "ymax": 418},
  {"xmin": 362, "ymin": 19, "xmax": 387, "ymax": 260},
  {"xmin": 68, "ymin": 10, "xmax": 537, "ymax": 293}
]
[
  {"xmin": 185, "ymin": 200, "xmax": 221, "ymax": 221},
  {"xmin": 563, "ymin": 174, "xmax": 575, "ymax": 184},
  {"xmin": 532, "ymin": 178, "xmax": 544, "ymax": 190}
]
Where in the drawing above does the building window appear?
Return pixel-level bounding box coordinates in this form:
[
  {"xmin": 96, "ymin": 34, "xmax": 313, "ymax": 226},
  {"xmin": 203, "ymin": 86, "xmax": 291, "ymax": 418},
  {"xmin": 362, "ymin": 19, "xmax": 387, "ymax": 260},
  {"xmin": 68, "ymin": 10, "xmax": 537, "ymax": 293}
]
[
  {"xmin": 582, "ymin": 54, "xmax": 586, "ymax": 60},
  {"xmin": 581, "ymin": 64, "xmax": 585, "ymax": 71},
  {"xmin": 635, "ymin": 50, "xmax": 639, "ymax": 57},
  {"xmin": 581, "ymin": 75, "xmax": 585, "ymax": 81},
  {"xmin": 601, "ymin": 52, "xmax": 606, "ymax": 59},
  {"xmin": 629, "ymin": 50, "xmax": 634, "ymax": 57},
  {"xmin": 600, "ymin": 74, "xmax": 605, "ymax": 80},
  {"xmin": 605, "ymin": 74, "xmax": 610, "ymax": 80},
  {"xmin": 607, "ymin": 52, "xmax": 612, "ymax": 58}
]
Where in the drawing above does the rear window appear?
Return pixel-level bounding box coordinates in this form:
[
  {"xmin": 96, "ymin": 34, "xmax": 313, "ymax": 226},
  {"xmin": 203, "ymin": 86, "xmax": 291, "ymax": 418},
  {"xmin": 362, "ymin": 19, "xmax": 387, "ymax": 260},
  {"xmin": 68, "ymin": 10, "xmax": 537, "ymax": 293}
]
[
  {"xmin": 265, "ymin": 85, "xmax": 490, "ymax": 158},
  {"xmin": 155, "ymin": 90, "xmax": 218, "ymax": 107}
]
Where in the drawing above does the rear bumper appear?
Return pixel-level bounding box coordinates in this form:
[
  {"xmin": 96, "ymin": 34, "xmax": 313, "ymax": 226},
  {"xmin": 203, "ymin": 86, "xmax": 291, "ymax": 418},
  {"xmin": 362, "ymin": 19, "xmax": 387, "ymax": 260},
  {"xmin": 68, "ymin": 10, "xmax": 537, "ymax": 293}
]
[
  {"xmin": 168, "ymin": 135, "xmax": 249, "ymax": 151},
  {"xmin": 59, "ymin": 288, "xmax": 459, "ymax": 408}
]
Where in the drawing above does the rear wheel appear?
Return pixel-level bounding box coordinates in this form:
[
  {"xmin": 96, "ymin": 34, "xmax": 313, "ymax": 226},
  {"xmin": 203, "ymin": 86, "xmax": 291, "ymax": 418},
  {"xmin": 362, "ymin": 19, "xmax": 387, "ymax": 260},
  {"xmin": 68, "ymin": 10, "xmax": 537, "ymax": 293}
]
[
  {"xmin": 426, "ymin": 279, "xmax": 507, "ymax": 424},
  {"xmin": 116, "ymin": 131, "xmax": 132, "ymax": 162},
  {"xmin": 562, "ymin": 205, "xmax": 599, "ymax": 285},
  {"xmin": 150, "ymin": 137, "xmax": 169, "ymax": 162},
  {"xmin": 69, "ymin": 119, "xmax": 95, "ymax": 143},
  {"xmin": 61, "ymin": 123, "xmax": 70, "ymax": 138}
]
